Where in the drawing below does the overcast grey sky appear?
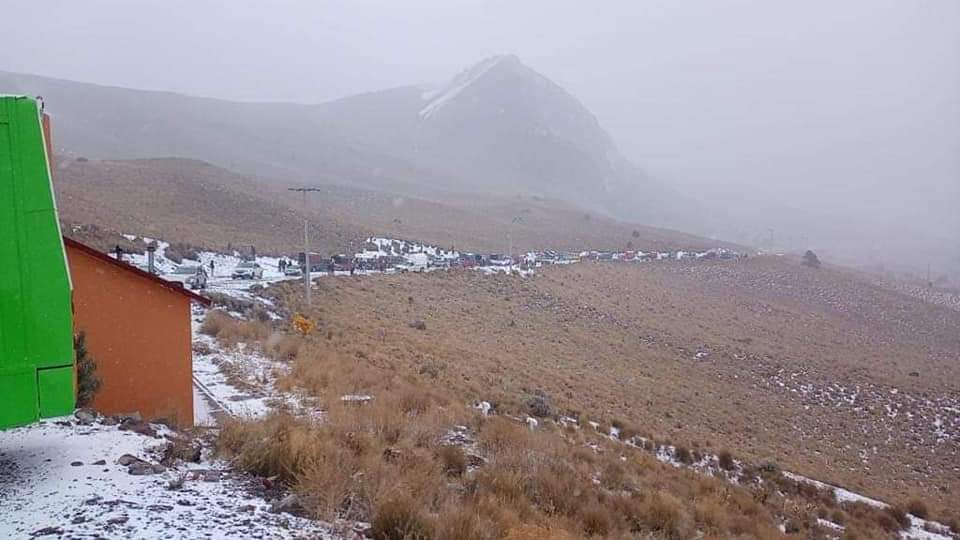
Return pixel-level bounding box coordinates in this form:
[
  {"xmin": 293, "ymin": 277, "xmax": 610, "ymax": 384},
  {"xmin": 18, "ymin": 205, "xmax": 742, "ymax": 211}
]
[{"xmin": 3, "ymin": 0, "xmax": 958, "ymax": 260}]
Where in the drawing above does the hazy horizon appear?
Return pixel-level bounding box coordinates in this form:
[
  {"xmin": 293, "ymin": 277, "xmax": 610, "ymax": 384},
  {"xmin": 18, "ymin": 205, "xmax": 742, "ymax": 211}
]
[{"xmin": 3, "ymin": 0, "xmax": 958, "ymax": 277}]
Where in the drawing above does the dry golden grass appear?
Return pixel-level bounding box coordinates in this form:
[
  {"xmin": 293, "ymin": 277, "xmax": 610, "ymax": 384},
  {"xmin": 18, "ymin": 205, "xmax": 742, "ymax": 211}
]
[
  {"xmin": 256, "ymin": 258, "xmax": 957, "ymax": 518},
  {"xmin": 212, "ymin": 293, "xmax": 876, "ymax": 539},
  {"xmin": 199, "ymin": 310, "xmax": 270, "ymax": 346},
  {"xmin": 215, "ymin": 255, "xmax": 957, "ymax": 536}
]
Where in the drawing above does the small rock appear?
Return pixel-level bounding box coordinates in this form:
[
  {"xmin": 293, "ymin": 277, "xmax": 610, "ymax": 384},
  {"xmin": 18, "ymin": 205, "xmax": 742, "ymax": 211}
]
[
  {"xmin": 70, "ymin": 461, "xmax": 83, "ymax": 467},
  {"xmin": 106, "ymin": 516, "xmax": 128, "ymax": 525},
  {"xmin": 30, "ymin": 526, "xmax": 63, "ymax": 537},
  {"xmin": 127, "ymin": 462, "xmax": 158, "ymax": 476},
  {"xmin": 117, "ymin": 454, "xmax": 140, "ymax": 466},
  {"xmin": 74, "ymin": 409, "xmax": 97, "ymax": 425},
  {"xmin": 270, "ymin": 493, "xmax": 302, "ymax": 514},
  {"xmin": 92, "ymin": 459, "xmax": 107, "ymax": 466},
  {"xmin": 119, "ymin": 412, "xmax": 142, "ymax": 423},
  {"xmin": 70, "ymin": 516, "xmax": 87, "ymax": 524},
  {"xmin": 408, "ymin": 319, "xmax": 427, "ymax": 331},
  {"xmin": 474, "ymin": 401, "xmax": 492, "ymax": 416},
  {"xmin": 118, "ymin": 419, "xmax": 157, "ymax": 437},
  {"xmin": 466, "ymin": 453, "xmax": 486, "ymax": 468}
]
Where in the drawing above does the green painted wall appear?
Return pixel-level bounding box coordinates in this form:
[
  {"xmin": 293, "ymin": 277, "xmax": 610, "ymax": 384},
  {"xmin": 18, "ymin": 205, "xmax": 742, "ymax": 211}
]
[{"xmin": 0, "ymin": 96, "xmax": 75, "ymax": 429}]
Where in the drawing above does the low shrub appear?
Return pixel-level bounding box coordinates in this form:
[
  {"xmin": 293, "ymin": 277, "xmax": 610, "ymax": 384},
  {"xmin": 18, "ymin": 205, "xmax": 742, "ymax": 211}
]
[
  {"xmin": 579, "ymin": 502, "xmax": 612, "ymax": 536},
  {"xmin": 265, "ymin": 332, "xmax": 302, "ymax": 361},
  {"xmin": 906, "ymin": 498, "xmax": 928, "ymax": 519},
  {"xmin": 884, "ymin": 506, "xmax": 910, "ymax": 530},
  {"xmin": 641, "ymin": 491, "xmax": 689, "ymax": 538},
  {"xmin": 204, "ymin": 291, "xmax": 254, "ymax": 313},
  {"xmin": 694, "ymin": 498, "xmax": 729, "ymax": 532},
  {"xmin": 526, "ymin": 392, "xmax": 552, "ymax": 418},
  {"xmin": 200, "ymin": 310, "xmax": 270, "ymax": 346},
  {"xmin": 438, "ymin": 445, "xmax": 466, "ymax": 477},
  {"xmin": 717, "ymin": 450, "xmax": 735, "ymax": 471},
  {"xmin": 165, "ymin": 241, "xmax": 202, "ymax": 264},
  {"xmin": 74, "ymin": 332, "xmax": 101, "ymax": 407},
  {"xmin": 371, "ymin": 498, "xmax": 433, "ymax": 540}
]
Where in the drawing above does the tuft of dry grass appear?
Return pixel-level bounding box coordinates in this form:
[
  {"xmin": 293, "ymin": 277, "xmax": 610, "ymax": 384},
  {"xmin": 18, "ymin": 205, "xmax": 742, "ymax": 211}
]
[
  {"xmin": 265, "ymin": 332, "xmax": 302, "ymax": 361},
  {"xmin": 717, "ymin": 450, "xmax": 735, "ymax": 471},
  {"xmin": 371, "ymin": 498, "xmax": 434, "ymax": 540},
  {"xmin": 640, "ymin": 491, "xmax": 690, "ymax": 538},
  {"xmin": 437, "ymin": 446, "xmax": 466, "ymax": 477},
  {"xmin": 906, "ymin": 498, "xmax": 929, "ymax": 519},
  {"xmin": 200, "ymin": 310, "xmax": 270, "ymax": 346}
]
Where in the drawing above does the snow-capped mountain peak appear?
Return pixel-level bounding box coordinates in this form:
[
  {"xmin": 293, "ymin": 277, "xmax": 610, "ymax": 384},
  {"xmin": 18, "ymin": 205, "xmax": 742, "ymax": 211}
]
[{"xmin": 419, "ymin": 55, "xmax": 513, "ymax": 119}]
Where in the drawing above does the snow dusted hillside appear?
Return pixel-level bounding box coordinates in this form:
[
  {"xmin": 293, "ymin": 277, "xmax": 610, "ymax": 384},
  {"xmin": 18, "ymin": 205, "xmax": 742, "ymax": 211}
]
[
  {"xmin": 0, "ymin": 417, "xmax": 337, "ymax": 539},
  {"xmin": 419, "ymin": 55, "xmax": 507, "ymax": 119}
]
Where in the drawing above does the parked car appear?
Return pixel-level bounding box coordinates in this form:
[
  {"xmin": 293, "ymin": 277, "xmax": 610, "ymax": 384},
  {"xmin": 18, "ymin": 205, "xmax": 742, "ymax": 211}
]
[
  {"xmin": 283, "ymin": 264, "xmax": 302, "ymax": 276},
  {"xmin": 168, "ymin": 265, "xmax": 207, "ymax": 289},
  {"xmin": 332, "ymin": 255, "xmax": 355, "ymax": 272},
  {"xmin": 232, "ymin": 261, "xmax": 263, "ymax": 280},
  {"xmin": 429, "ymin": 257, "xmax": 452, "ymax": 269},
  {"xmin": 458, "ymin": 253, "xmax": 484, "ymax": 267},
  {"xmin": 309, "ymin": 261, "xmax": 332, "ymax": 273},
  {"xmin": 397, "ymin": 253, "xmax": 428, "ymax": 273}
]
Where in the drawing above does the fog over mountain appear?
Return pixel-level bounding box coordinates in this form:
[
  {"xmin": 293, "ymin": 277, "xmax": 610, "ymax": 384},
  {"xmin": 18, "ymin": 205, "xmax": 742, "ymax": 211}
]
[
  {"xmin": 2, "ymin": 0, "xmax": 957, "ymax": 278},
  {"xmin": 0, "ymin": 56, "xmax": 702, "ymax": 233}
]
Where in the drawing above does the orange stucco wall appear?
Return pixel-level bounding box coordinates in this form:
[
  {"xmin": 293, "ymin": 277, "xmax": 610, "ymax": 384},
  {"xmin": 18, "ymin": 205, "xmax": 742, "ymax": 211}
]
[{"xmin": 66, "ymin": 245, "xmax": 194, "ymax": 426}]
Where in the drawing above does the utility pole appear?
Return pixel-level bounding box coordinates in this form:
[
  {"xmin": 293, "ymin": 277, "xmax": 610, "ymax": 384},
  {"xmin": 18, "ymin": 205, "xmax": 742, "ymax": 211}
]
[
  {"xmin": 288, "ymin": 187, "xmax": 322, "ymax": 306},
  {"xmin": 509, "ymin": 216, "xmax": 522, "ymax": 270}
]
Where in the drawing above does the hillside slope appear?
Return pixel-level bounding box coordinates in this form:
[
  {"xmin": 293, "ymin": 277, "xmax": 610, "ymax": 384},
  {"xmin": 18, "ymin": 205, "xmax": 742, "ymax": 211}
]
[
  {"xmin": 52, "ymin": 157, "xmax": 729, "ymax": 256},
  {"xmin": 1, "ymin": 58, "xmax": 698, "ymax": 231},
  {"xmin": 280, "ymin": 256, "xmax": 960, "ymax": 522}
]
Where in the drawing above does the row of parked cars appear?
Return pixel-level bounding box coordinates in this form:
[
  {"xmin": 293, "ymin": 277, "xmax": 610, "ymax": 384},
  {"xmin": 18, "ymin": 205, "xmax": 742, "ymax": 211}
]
[
  {"xmin": 166, "ymin": 261, "xmax": 267, "ymax": 290},
  {"xmin": 165, "ymin": 246, "xmax": 743, "ymax": 290}
]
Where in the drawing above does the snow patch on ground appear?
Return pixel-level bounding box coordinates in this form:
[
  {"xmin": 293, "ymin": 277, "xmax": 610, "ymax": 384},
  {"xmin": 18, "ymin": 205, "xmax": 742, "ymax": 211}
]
[
  {"xmin": 784, "ymin": 472, "xmax": 954, "ymax": 540},
  {"xmin": 0, "ymin": 419, "xmax": 335, "ymax": 539}
]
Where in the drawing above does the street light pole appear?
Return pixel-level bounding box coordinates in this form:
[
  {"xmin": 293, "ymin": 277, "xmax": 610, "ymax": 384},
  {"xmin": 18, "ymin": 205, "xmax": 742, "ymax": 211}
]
[{"xmin": 288, "ymin": 187, "xmax": 322, "ymax": 306}]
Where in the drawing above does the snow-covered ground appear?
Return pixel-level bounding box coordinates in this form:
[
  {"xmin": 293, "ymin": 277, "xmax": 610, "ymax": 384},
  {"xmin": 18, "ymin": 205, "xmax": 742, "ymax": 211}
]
[
  {"xmin": 0, "ymin": 416, "xmax": 335, "ymax": 539},
  {"xmin": 190, "ymin": 304, "xmax": 317, "ymax": 421},
  {"xmin": 0, "ymin": 238, "xmax": 331, "ymax": 540},
  {"xmin": 783, "ymin": 472, "xmax": 954, "ymax": 540}
]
